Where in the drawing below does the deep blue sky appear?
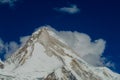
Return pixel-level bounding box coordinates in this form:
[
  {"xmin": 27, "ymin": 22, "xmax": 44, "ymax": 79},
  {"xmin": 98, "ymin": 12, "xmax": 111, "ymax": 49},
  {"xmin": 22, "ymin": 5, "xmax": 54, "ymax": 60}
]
[{"xmin": 0, "ymin": 0, "xmax": 120, "ymax": 73}]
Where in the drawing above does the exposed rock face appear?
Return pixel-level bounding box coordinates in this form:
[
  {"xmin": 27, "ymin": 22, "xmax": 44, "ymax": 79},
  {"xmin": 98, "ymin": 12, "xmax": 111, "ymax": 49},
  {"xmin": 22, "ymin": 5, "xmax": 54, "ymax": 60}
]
[
  {"xmin": 0, "ymin": 27, "xmax": 119, "ymax": 80},
  {"xmin": 0, "ymin": 60, "xmax": 4, "ymax": 69},
  {"xmin": 45, "ymin": 67, "xmax": 77, "ymax": 80}
]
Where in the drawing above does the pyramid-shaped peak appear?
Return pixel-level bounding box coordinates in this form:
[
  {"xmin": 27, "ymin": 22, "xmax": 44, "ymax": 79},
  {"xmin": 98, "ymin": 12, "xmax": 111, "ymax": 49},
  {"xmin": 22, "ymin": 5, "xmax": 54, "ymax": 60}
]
[
  {"xmin": 1, "ymin": 26, "xmax": 120, "ymax": 80},
  {"xmin": 41, "ymin": 27, "xmax": 49, "ymax": 31},
  {"xmin": 31, "ymin": 26, "xmax": 61, "ymax": 43},
  {"xmin": 28, "ymin": 26, "xmax": 52, "ymax": 44},
  {"xmin": 33, "ymin": 26, "xmax": 52, "ymax": 35},
  {"xmin": 38, "ymin": 27, "xmax": 49, "ymax": 37},
  {"xmin": 38, "ymin": 27, "xmax": 49, "ymax": 33}
]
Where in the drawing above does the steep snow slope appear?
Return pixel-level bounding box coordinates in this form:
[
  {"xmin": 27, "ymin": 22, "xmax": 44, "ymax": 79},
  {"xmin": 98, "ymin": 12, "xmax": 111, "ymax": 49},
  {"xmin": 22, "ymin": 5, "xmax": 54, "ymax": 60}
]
[{"xmin": 0, "ymin": 27, "xmax": 119, "ymax": 80}]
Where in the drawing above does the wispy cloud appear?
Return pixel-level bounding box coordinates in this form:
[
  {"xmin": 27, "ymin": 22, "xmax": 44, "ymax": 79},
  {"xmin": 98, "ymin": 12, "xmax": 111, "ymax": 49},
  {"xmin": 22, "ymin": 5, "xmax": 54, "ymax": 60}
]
[
  {"xmin": 0, "ymin": 0, "xmax": 18, "ymax": 6},
  {"xmin": 4, "ymin": 41, "xmax": 19, "ymax": 59},
  {"xmin": 0, "ymin": 35, "xmax": 30, "ymax": 59},
  {"xmin": 0, "ymin": 39, "xmax": 4, "ymax": 53},
  {"xmin": 20, "ymin": 36, "xmax": 30, "ymax": 46},
  {"xmin": 54, "ymin": 4, "xmax": 80, "ymax": 14}
]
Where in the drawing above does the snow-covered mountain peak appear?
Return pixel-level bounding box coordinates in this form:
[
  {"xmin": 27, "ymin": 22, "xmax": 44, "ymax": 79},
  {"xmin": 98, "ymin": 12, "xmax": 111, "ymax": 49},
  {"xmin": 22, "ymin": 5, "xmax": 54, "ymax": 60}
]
[{"xmin": 0, "ymin": 26, "xmax": 120, "ymax": 80}]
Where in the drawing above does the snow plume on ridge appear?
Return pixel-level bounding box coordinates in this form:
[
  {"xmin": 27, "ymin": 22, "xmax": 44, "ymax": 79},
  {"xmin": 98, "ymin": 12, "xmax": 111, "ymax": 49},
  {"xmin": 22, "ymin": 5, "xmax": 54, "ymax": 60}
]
[{"xmin": 20, "ymin": 35, "xmax": 30, "ymax": 46}]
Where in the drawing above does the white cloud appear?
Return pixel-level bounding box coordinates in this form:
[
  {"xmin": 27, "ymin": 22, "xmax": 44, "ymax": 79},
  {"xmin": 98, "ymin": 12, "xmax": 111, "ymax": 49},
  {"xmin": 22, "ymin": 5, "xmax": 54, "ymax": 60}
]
[
  {"xmin": 46, "ymin": 26, "xmax": 114, "ymax": 67},
  {"xmin": 0, "ymin": 0, "xmax": 18, "ymax": 6},
  {"xmin": 55, "ymin": 4, "xmax": 80, "ymax": 14}
]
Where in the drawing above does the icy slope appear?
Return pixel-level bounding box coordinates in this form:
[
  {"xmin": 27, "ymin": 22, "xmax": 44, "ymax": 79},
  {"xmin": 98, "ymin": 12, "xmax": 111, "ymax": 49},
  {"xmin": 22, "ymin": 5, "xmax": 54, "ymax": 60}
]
[{"xmin": 0, "ymin": 27, "xmax": 120, "ymax": 80}]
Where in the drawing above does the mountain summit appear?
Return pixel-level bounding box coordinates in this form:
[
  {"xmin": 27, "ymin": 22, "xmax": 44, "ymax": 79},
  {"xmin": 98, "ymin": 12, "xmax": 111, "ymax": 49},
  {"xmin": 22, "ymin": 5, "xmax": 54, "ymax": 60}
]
[{"xmin": 0, "ymin": 27, "xmax": 119, "ymax": 80}]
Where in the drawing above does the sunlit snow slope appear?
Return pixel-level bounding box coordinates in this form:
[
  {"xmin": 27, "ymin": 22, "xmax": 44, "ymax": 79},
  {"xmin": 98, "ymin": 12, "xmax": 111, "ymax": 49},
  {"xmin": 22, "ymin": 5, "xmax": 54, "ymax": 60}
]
[{"xmin": 0, "ymin": 26, "xmax": 120, "ymax": 80}]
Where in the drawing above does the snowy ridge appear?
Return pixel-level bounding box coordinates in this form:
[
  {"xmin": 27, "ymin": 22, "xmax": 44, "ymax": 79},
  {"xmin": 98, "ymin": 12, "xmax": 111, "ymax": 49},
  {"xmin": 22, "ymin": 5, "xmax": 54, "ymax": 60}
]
[{"xmin": 0, "ymin": 27, "xmax": 120, "ymax": 80}]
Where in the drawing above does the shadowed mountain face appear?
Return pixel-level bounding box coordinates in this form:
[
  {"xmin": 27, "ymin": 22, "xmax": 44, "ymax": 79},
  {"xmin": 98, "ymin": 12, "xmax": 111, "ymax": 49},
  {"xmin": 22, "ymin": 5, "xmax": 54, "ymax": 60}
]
[{"xmin": 0, "ymin": 26, "xmax": 119, "ymax": 80}]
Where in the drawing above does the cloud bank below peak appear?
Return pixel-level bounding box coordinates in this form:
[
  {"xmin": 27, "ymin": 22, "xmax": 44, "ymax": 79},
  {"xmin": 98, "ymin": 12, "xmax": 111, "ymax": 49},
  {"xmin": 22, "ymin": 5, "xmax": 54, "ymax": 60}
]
[
  {"xmin": 48, "ymin": 26, "xmax": 106, "ymax": 66},
  {"xmin": 54, "ymin": 4, "xmax": 80, "ymax": 14},
  {"xmin": 38, "ymin": 26, "xmax": 115, "ymax": 68}
]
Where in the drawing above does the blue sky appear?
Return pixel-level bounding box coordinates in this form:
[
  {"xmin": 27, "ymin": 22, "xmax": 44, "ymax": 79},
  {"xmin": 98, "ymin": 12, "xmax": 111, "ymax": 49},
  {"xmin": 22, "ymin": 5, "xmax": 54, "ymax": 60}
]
[{"xmin": 0, "ymin": 0, "xmax": 120, "ymax": 73}]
